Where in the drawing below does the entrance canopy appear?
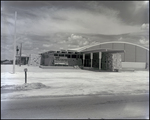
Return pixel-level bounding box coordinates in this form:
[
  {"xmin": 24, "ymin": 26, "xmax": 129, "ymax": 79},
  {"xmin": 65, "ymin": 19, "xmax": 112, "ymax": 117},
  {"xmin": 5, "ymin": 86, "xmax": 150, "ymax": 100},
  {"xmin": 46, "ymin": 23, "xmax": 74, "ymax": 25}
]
[{"xmin": 81, "ymin": 49, "xmax": 125, "ymax": 54}]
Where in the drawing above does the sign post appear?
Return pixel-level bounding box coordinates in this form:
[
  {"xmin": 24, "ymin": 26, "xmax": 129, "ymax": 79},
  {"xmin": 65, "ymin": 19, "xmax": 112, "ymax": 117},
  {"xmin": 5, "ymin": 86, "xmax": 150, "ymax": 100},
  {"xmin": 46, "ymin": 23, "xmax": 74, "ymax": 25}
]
[{"xmin": 24, "ymin": 68, "xmax": 27, "ymax": 84}]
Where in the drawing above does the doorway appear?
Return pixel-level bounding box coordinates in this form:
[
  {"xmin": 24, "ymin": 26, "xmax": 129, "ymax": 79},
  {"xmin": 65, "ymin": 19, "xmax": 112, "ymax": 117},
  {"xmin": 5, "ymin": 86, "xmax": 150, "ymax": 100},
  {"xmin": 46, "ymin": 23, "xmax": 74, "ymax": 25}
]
[{"xmin": 92, "ymin": 52, "xmax": 99, "ymax": 68}]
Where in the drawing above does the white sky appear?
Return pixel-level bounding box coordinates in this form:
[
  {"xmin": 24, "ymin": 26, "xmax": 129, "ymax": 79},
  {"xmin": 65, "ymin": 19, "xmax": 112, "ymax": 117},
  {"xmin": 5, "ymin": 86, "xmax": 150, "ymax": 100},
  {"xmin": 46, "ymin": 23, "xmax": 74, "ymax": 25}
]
[{"xmin": 1, "ymin": 1, "xmax": 149, "ymax": 60}]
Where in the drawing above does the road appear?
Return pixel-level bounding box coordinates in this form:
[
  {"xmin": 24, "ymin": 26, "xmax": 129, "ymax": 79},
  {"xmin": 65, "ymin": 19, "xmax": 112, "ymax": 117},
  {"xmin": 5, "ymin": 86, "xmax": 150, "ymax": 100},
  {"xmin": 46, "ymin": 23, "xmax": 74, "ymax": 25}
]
[{"xmin": 1, "ymin": 94, "xmax": 149, "ymax": 119}]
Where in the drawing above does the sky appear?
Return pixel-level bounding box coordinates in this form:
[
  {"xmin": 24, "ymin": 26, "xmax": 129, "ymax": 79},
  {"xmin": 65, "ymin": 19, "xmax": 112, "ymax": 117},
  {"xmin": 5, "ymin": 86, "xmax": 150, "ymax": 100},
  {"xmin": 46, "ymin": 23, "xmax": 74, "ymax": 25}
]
[{"xmin": 1, "ymin": 1, "xmax": 149, "ymax": 60}]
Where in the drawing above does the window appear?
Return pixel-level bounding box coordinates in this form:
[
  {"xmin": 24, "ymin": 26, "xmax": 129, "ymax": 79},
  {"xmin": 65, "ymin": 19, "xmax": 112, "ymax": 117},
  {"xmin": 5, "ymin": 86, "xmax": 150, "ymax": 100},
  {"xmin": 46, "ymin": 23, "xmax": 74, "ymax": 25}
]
[
  {"xmin": 72, "ymin": 55, "xmax": 76, "ymax": 58},
  {"xmin": 68, "ymin": 55, "xmax": 70, "ymax": 58},
  {"xmin": 54, "ymin": 54, "xmax": 58, "ymax": 56},
  {"xmin": 62, "ymin": 51, "xmax": 67, "ymax": 53},
  {"xmin": 65, "ymin": 54, "xmax": 68, "ymax": 57},
  {"xmin": 59, "ymin": 54, "xmax": 64, "ymax": 57},
  {"xmin": 85, "ymin": 54, "xmax": 90, "ymax": 59},
  {"xmin": 42, "ymin": 54, "xmax": 45, "ymax": 58}
]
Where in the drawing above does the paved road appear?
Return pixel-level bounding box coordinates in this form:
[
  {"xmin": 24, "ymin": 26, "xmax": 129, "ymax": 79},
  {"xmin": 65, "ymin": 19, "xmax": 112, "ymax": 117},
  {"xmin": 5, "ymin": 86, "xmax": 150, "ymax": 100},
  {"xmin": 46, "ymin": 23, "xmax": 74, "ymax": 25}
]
[{"xmin": 1, "ymin": 94, "xmax": 149, "ymax": 119}]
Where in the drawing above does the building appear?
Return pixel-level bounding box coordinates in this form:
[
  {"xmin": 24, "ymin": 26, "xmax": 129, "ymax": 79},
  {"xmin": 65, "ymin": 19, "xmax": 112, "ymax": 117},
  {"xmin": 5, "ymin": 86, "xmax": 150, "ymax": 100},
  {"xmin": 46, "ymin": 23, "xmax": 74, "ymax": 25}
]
[
  {"xmin": 69, "ymin": 41, "xmax": 149, "ymax": 70},
  {"xmin": 40, "ymin": 50, "xmax": 82, "ymax": 67},
  {"xmin": 15, "ymin": 54, "xmax": 41, "ymax": 66},
  {"xmin": 40, "ymin": 41, "xmax": 149, "ymax": 71},
  {"xmin": 1, "ymin": 60, "xmax": 13, "ymax": 64},
  {"xmin": 16, "ymin": 54, "xmax": 29, "ymax": 65}
]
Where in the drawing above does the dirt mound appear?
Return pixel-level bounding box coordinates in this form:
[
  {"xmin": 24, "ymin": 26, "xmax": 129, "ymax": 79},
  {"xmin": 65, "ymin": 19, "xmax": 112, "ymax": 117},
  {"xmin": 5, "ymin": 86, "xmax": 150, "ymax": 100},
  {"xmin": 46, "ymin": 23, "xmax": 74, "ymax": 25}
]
[{"xmin": 1, "ymin": 83, "xmax": 49, "ymax": 92}]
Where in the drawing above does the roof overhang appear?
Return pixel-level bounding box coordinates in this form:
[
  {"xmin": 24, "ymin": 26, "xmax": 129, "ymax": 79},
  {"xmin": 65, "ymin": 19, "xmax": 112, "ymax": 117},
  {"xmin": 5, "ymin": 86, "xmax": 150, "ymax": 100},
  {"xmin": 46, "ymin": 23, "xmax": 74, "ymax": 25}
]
[
  {"xmin": 16, "ymin": 55, "xmax": 29, "ymax": 57},
  {"xmin": 67, "ymin": 50, "xmax": 76, "ymax": 52},
  {"xmin": 81, "ymin": 49, "xmax": 125, "ymax": 54},
  {"xmin": 103, "ymin": 49, "xmax": 125, "ymax": 53},
  {"xmin": 68, "ymin": 41, "xmax": 149, "ymax": 52}
]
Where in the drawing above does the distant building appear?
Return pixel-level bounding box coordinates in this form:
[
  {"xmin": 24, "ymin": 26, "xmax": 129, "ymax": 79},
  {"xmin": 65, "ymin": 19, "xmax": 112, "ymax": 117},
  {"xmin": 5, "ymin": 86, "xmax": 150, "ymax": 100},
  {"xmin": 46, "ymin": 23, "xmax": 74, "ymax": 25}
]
[
  {"xmin": 16, "ymin": 54, "xmax": 29, "ymax": 65},
  {"xmin": 15, "ymin": 54, "xmax": 41, "ymax": 66},
  {"xmin": 1, "ymin": 60, "xmax": 13, "ymax": 64}
]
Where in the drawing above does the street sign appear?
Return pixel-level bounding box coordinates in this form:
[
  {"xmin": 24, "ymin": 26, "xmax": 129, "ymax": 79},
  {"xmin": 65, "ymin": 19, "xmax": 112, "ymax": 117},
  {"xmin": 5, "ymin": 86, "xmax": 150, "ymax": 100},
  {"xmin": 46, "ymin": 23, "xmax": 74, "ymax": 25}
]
[{"xmin": 24, "ymin": 68, "xmax": 28, "ymax": 72}]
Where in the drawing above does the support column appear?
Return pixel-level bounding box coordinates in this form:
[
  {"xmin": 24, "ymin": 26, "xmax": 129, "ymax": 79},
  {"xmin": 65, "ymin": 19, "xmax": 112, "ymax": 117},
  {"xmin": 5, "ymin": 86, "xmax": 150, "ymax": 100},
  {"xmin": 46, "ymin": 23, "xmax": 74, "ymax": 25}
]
[
  {"xmin": 99, "ymin": 52, "xmax": 102, "ymax": 70},
  {"xmin": 83, "ymin": 54, "xmax": 85, "ymax": 67},
  {"xmin": 91, "ymin": 53, "xmax": 93, "ymax": 68},
  {"xmin": 26, "ymin": 57, "xmax": 27, "ymax": 65}
]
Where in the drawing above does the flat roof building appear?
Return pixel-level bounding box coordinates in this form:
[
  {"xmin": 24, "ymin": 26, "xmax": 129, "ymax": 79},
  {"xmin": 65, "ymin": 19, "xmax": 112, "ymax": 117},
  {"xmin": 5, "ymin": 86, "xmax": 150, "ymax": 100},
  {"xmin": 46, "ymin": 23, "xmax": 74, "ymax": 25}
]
[{"xmin": 40, "ymin": 41, "xmax": 149, "ymax": 71}]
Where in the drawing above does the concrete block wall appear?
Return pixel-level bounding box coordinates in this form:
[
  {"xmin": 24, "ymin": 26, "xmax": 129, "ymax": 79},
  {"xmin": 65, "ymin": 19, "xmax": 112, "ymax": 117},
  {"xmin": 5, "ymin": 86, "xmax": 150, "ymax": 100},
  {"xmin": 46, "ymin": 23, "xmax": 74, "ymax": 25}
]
[
  {"xmin": 101, "ymin": 53, "xmax": 122, "ymax": 71},
  {"xmin": 29, "ymin": 54, "xmax": 41, "ymax": 66},
  {"xmin": 112, "ymin": 53, "xmax": 122, "ymax": 71}
]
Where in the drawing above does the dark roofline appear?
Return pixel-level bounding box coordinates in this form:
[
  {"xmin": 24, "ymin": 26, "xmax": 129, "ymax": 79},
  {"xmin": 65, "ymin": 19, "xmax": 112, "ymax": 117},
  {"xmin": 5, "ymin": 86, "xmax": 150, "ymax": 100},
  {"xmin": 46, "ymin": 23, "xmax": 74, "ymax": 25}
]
[
  {"xmin": 81, "ymin": 49, "xmax": 125, "ymax": 54},
  {"xmin": 68, "ymin": 41, "xmax": 149, "ymax": 52}
]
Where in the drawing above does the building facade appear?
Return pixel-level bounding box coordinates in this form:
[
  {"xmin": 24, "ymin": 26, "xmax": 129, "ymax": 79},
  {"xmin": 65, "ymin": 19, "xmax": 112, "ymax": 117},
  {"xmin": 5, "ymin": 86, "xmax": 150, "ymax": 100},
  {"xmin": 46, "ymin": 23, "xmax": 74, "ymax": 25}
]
[
  {"xmin": 40, "ymin": 50, "xmax": 83, "ymax": 67},
  {"xmin": 69, "ymin": 41, "xmax": 149, "ymax": 70},
  {"xmin": 40, "ymin": 41, "xmax": 149, "ymax": 71}
]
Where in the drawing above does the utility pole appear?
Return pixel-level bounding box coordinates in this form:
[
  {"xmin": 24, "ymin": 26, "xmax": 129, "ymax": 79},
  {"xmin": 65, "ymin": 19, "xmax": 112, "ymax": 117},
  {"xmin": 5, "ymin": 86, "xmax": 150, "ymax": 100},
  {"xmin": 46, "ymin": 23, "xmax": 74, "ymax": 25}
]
[
  {"xmin": 13, "ymin": 11, "xmax": 17, "ymax": 74},
  {"xmin": 19, "ymin": 43, "xmax": 22, "ymax": 66}
]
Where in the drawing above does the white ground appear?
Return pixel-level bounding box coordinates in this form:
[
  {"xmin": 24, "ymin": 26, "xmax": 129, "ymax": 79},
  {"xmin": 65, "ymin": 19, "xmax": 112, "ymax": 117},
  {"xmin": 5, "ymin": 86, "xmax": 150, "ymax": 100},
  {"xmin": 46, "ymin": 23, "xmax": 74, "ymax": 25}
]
[{"xmin": 1, "ymin": 65, "xmax": 149, "ymax": 100}]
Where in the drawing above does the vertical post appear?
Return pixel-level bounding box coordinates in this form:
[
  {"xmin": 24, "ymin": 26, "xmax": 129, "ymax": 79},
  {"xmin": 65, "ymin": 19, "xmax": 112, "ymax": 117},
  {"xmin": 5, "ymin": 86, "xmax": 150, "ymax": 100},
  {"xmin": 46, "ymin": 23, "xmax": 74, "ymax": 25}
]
[
  {"xmin": 99, "ymin": 52, "xmax": 102, "ymax": 70},
  {"xmin": 146, "ymin": 50, "xmax": 149, "ymax": 69},
  {"xmin": 124, "ymin": 43, "xmax": 125, "ymax": 62},
  {"xmin": 91, "ymin": 53, "xmax": 93, "ymax": 68},
  {"xmin": 135, "ymin": 46, "xmax": 136, "ymax": 62},
  {"xmin": 28, "ymin": 55, "xmax": 30, "ymax": 66},
  {"xmin": 13, "ymin": 11, "xmax": 17, "ymax": 74},
  {"xmin": 19, "ymin": 43, "xmax": 22, "ymax": 66},
  {"xmin": 83, "ymin": 54, "xmax": 85, "ymax": 67},
  {"xmin": 26, "ymin": 57, "xmax": 27, "ymax": 65},
  {"xmin": 25, "ymin": 71, "xmax": 27, "ymax": 83},
  {"xmin": 24, "ymin": 68, "xmax": 27, "ymax": 84}
]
